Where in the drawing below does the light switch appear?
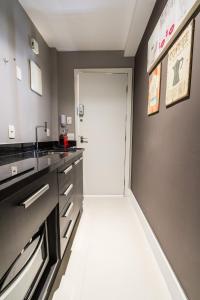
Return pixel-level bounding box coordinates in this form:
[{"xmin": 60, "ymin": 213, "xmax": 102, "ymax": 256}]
[
  {"xmin": 68, "ymin": 133, "xmax": 75, "ymax": 141},
  {"xmin": 46, "ymin": 128, "xmax": 50, "ymax": 137},
  {"xmin": 16, "ymin": 65, "xmax": 22, "ymax": 81},
  {"xmin": 67, "ymin": 116, "xmax": 72, "ymax": 125},
  {"xmin": 8, "ymin": 125, "xmax": 15, "ymax": 139}
]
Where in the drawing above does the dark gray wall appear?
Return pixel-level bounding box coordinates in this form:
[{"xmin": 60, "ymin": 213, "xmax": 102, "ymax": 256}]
[
  {"xmin": 58, "ymin": 51, "xmax": 134, "ymax": 133},
  {"xmin": 131, "ymin": 0, "xmax": 200, "ymax": 299},
  {"xmin": 0, "ymin": 0, "xmax": 58, "ymax": 143},
  {"xmin": 50, "ymin": 48, "xmax": 59, "ymax": 140}
]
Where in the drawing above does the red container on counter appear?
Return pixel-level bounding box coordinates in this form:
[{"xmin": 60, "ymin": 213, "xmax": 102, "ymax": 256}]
[{"xmin": 59, "ymin": 134, "xmax": 69, "ymax": 149}]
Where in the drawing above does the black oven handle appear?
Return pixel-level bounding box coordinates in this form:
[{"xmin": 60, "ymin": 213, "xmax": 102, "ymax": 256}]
[{"xmin": 20, "ymin": 184, "xmax": 50, "ymax": 209}]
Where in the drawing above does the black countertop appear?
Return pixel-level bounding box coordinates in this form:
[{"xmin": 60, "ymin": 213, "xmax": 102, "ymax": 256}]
[{"xmin": 0, "ymin": 149, "xmax": 84, "ymax": 200}]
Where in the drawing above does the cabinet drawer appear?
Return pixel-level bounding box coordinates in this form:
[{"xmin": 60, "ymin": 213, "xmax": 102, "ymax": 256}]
[
  {"xmin": 59, "ymin": 183, "xmax": 74, "ymax": 214},
  {"xmin": 72, "ymin": 156, "xmax": 83, "ymax": 219},
  {"xmin": 58, "ymin": 162, "xmax": 74, "ymax": 215},
  {"xmin": 60, "ymin": 220, "xmax": 74, "ymax": 258},
  {"xmin": 61, "ymin": 199, "xmax": 75, "ymax": 219},
  {"xmin": 60, "ymin": 215, "xmax": 71, "ymax": 238},
  {"xmin": 60, "ymin": 197, "xmax": 75, "ymax": 235},
  {"xmin": 0, "ymin": 171, "xmax": 58, "ymax": 281},
  {"xmin": 58, "ymin": 164, "xmax": 73, "ymax": 191},
  {"xmin": 58, "ymin": 174, "xmax": 73, "ymax": 199}
]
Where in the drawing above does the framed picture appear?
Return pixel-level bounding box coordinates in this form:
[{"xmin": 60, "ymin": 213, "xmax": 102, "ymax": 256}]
[
  {"xmin": 166, "ymin": 20, "xmax": 194, "ymax": 106},
  {"xmin": 30, "ymin": 60, "xmax": 43, "ymax": 96},
  {"xmin": 148, "ymin": 63, "xmax": 161, "ymax": 115}
]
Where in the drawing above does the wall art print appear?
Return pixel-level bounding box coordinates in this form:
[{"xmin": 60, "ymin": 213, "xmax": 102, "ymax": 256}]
[
  {"xmin": 147, "ymin": 0, "xmax": 198, "ymax": 72},
  {"xmin": 166, "ymin": 20, "xmax": 194, "ymax": 106},
  {"xmin": 148, "ymin": 63, "xmax": 161, "ymax": 115},
  {"xmin": 30, "ymin": 60, "xmax": 43, "ymax": 96}
]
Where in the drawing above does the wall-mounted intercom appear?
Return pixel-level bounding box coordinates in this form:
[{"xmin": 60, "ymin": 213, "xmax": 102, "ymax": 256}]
[{"xmin": 79, "ymin": 104, "xmax": 84, "ymax": 117}]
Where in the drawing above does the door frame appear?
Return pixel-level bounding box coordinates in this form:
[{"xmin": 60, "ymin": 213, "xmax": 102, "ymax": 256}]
[{"xmin": 74, "ymin": 68, "xmax": 133, "ymax": 196}]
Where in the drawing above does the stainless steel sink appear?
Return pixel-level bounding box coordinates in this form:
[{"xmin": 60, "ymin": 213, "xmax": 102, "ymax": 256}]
[
  {"xmin": 46, "ymin": 151, "xmax": 65, "ymax": 155},
  {"xmin": 34, "ymin": 147, "xmax": 80, "ymax": 157},
  {"xmin": 34, "ymin": 150, "xmax": 65, "ymax": 157}
]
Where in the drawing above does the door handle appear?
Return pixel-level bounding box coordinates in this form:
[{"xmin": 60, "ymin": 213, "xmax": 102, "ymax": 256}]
[
  {"xmin": 63, "ymin": 165, "xmax": 73, "ymax": 175},
  {"xmin": 63, "ymin": 202, "xmax": 74, "ymax": 218},
  {"xmin": 20, "ymin": 184, "xmax": 50, "ymax": 209},
  {"xmin": 64, "ymin": 184, "xmax": 73, "ymax": 197},
  {"xmin": 74, "ymin": 157, "xmax": 83, "ymax": 165},
  {"xmin": 64, "ymin": 220, "xmax": 74, "ymax": 240},
  {"xmin": 80, "ymin": 136, "xmax": 88, "ymax": 143}
]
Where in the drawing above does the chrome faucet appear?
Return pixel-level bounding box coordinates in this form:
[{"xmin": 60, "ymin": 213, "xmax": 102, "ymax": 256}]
[{"xmin": 35, "ymin": 122, "xmax": 48, "ymax": 152}]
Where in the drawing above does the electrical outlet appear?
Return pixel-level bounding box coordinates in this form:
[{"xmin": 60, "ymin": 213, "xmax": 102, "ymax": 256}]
[
  {"xmin": 11, "ymin": 166, "xmax": 18, "ymax": 176},
  {"xmin": 8, "ymin": 125, "xmax": 15, "ymax": 139},
  {"xmin": 67, "ymin": 116, "xmax": 72, "ymax": 125},
  {"xmin": 68, "ymin": 133, "xmax": 75, "ymax": 140}
]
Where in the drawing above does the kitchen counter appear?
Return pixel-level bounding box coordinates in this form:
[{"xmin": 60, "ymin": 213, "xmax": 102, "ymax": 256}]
[
  {"xmin": 0, "ymin": 145, "xmax": 84, "ymax": 300},
  {"xmin": 0, "ymin": 149, "xmax": 84, "ymax": 200}
]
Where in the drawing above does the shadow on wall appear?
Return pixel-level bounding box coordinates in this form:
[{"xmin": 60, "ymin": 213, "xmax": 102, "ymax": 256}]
[{"xmin": 0, "ymin": 0, "xmax": 58, "ymax": 144}]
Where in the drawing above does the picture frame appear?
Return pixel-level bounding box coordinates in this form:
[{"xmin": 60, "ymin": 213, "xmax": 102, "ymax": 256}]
[
  {"xmin": 30, "ymin": 60, "xmax": 43, "ymax": 96},
  {"xmin": 148, "ymin": 63, "xmax": 162, "ymax": 116},
  {"xmin": 165, "ymin": 20, "xmax": 194, "ymax": 106}
]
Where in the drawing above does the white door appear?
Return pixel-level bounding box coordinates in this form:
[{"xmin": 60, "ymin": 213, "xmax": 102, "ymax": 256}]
[{"xmin": 77, "ymin": 72, "xmax": 128, "ymax": 196}]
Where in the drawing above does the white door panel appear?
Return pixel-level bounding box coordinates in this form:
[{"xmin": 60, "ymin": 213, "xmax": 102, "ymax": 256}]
[{"xmin": 77, "ymin": 72, "xmax": 128, "ymax": 195}]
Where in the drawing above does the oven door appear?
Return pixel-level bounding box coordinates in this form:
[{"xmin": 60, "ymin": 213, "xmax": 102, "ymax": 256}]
[{"xmin": 0, "ymin": 225, "xmax": 49, "ymax": 300}]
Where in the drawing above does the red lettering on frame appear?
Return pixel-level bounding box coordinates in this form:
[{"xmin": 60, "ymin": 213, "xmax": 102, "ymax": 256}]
[
  {"xmin": 169, "ymin": 24, "xmax": 175, "ymax": 35},
  {"xmin": 160, "ymin": 39, "xmax": 165, "ymax": 48}
]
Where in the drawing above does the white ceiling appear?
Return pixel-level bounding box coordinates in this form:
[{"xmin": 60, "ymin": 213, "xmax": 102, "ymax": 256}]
[{"xmin": 19, "ymin": 0, "xmax": 156, "ymax": 56}]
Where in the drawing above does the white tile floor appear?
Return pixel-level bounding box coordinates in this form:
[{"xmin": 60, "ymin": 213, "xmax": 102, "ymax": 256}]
[{"xmin": 53, "ymin": 196, "xmax": 172, "ymax": 300}]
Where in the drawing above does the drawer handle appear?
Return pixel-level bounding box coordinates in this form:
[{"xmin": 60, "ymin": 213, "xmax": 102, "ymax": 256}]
[
  {"xmin": 63, "ymin": 165, "xmax": 73, "ymax": 175},
  {"xmin": 74, "ymin": 159, "xmax": 80, "ymax": 165},
  {"xmin": 74, "ymin": 157, "xmax": 83, "ymax": 165},
  {"xmin": 64, "ymin": 220, "xmax": 74, "ymax": 239},
  {"xmin": 64, "ymin": 184, "xmax": 73, "ymax": 197},
  {"xmin": 64, "ymin": 202, "xmax": 74, "ymax": 217},
  {"xmin": 20, "ymin": 184, "xmax": 50, "ymax": 209}
]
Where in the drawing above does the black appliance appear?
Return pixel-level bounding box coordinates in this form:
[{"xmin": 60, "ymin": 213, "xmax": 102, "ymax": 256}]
[{"xmin": 0, "ymin": 224, "xmax": 49, "ymax": 300}]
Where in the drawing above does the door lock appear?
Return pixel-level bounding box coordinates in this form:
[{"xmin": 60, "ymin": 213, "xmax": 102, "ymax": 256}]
[{"xmin": 80, "ymin": 136, "xmax": 88, "ymax": 143}]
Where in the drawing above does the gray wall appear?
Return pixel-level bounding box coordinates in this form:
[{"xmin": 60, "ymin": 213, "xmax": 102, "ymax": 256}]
[
  {"xmin": 0, "ymin": 0, "xmax": 58, "ymax": 144},
  {"xmin": 0, "ymin": 1, "xmax": 134, "ymax": 141},
  {"xmin": 50, "ymin": 48, "xmax": 59, "ymax": 140},
  {"xmin": 131, "ymin": 0, "xmax": 200, "ymax": 299},
  {"xmin": 57, "ymin": 51, "xmax": 134, "ymax": 133}
]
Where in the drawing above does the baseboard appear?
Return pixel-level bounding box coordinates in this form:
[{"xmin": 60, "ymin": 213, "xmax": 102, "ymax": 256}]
[
  {"xmin": 128, "ymin": 189, "xmax": 188, "ymax": 300},
  {"xmin": 84, "ymin": 195, "xmax": 124, "ymax": 198}
]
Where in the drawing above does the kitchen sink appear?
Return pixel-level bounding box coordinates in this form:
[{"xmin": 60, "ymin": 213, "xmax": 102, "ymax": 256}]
[
  {"xmin": 35, "ymin": 150, "xmax": 65, "ymax": 157},
  {"xmin": 34, "ymin": 147, "xmax": 81, "ymax": 158},
  {"xmin": 46, "ymin": 151, "xmax": 65, "ymax": 155}
]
